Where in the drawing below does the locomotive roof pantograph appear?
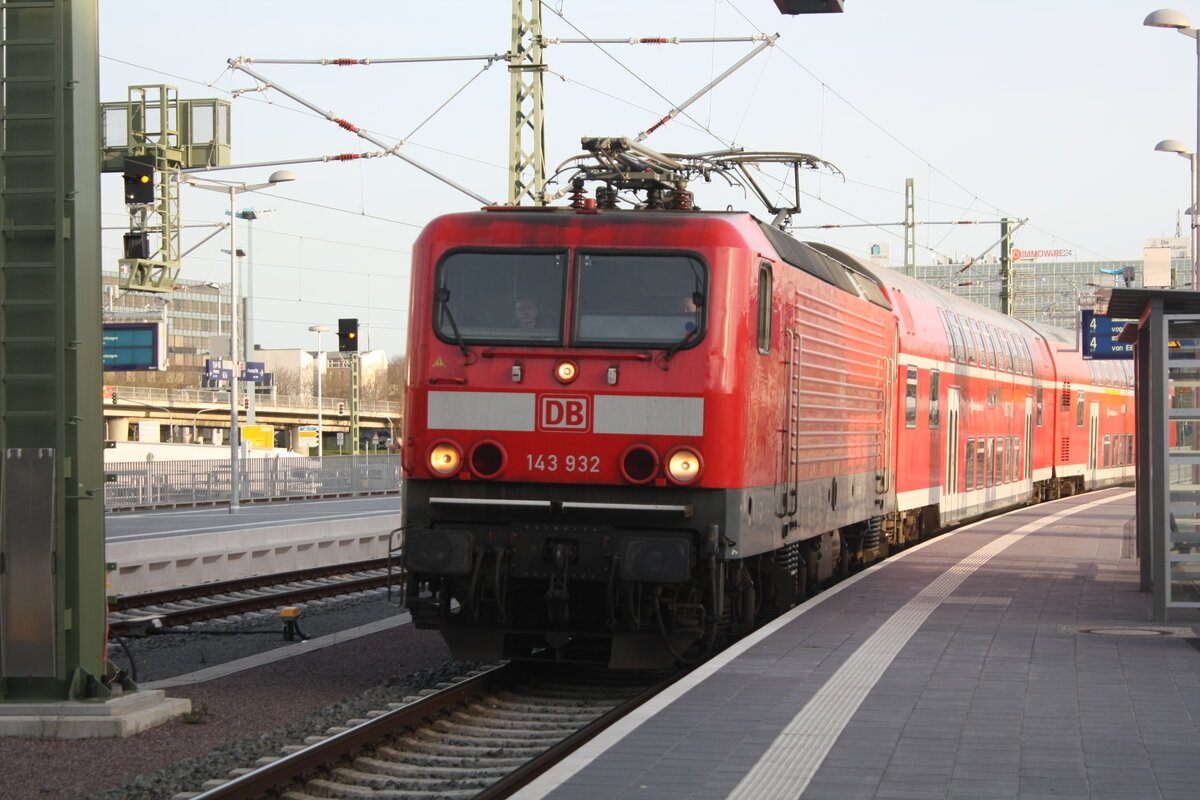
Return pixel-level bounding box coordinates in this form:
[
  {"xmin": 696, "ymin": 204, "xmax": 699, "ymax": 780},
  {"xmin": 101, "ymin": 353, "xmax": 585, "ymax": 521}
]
[{"xmin": 550, "ymin": 136, "xmax": 842, "ymax": 226}]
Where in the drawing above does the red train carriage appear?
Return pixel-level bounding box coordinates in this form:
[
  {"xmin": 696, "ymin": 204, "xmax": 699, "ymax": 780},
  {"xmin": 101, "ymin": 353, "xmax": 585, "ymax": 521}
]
[
  {"xmin": 401, "ymin": 208, "xmax": 896, "ymax": 667},
  {"xmin": 872, "ymin": 268, "xmax": 1133, "ymax": 544}
]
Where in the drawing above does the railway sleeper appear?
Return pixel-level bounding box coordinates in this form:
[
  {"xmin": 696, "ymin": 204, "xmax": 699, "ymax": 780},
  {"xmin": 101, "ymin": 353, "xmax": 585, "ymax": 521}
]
[
  {"xmin": 373, "ymin": 747, "xmax": 529, "ymax": 769},
  {"xmin": 331, "ymin": 766, "xmax": 496, "ymax": 789},
  {"xmin": 351, "ymin": 757, "xmax": 517, "ymax": 779}
]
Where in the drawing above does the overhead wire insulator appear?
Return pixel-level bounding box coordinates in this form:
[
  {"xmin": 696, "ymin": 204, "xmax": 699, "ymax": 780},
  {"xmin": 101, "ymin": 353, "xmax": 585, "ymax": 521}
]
[
  {"xmin": 569, "ymin": 178, "xmax": 587, "ymax": 208},
  {"xmin": 671, "ymin": 184, "xmax": 694, "ymax": 210}
]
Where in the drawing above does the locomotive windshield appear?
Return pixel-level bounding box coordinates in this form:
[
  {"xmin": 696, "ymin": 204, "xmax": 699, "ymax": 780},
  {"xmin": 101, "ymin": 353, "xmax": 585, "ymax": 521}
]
[
  {"xmin": 434, "ymin": 251, "xmax": 566, "ymax": 344},
  {"xmin": 573, "ymin": 253, "xmax": 705, "ymax": 347},
  {"xmin": 433, "ymin": 249, "xmax": 706, "ymax": 349}
]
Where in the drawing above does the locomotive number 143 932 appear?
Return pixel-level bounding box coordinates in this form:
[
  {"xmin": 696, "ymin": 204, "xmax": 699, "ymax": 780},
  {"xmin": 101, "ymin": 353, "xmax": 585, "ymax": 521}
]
[{"xmin": 526, "ymin": 453, "xmax": 601, "ymax": 473}]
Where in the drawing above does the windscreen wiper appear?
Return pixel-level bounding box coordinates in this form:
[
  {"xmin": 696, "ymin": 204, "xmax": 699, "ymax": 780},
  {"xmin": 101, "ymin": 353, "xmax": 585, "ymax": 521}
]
[{"xmin": 436, "ymin": 288, "xmax": 469, "ymax": 356}]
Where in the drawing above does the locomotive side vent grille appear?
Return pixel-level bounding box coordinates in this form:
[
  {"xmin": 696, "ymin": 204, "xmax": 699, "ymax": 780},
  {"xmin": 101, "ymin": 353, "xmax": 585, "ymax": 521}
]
[
  {"xmin": 1061, "ymin": 437, "xmax": 1070, "ymax": 461},
  {"xmin": 1061, "ymin": 381, "xmax": 1072, "ymax": 410}
]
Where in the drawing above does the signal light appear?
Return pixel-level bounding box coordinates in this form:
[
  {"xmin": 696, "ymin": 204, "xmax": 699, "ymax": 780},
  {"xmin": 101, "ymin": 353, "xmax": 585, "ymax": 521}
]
[
  {"xmin": 123, "ymin": 231, "xmax": 150, "ymax": 259},
  {"xmin": 337, "ymin": 401, "xmax": 345, "ymax": 415},
  {"xmin": 242, "ymin": 396, "xmax": 250, "ymax": 410},
  {"xmin": 338, "ymin": 318, "xmax": 359, "ymax": 352},
  {"xmin": 122, "ymin": 156, "xmax": 155, "ymax": 205}
]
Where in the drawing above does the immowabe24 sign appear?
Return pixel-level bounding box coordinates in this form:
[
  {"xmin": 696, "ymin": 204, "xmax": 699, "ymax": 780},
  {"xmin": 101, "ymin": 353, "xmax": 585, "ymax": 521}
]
[{"xmin": 1081, "ymin": 310, "xmax": 1134, "ymax": 360}]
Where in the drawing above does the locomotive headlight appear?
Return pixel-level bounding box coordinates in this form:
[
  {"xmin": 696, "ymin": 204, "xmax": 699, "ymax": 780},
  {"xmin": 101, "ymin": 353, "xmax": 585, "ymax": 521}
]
[
  {"xmin": 428, "ymin": 440, "xmax": 463, "ymax": 477},
  {"xmin": 554, "ymin": 360, "xmax": 579, "ymax": 384},
  {"xmin": 665, "ymin": 447, "xmax": 703, "ymax": 484}
]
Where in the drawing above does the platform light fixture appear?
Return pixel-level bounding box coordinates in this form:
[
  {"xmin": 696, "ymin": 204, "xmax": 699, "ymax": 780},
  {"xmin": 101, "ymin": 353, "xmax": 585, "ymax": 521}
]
[
  {"xmin": 1154, "ymin": 138, "xmax": 1199, "ymax": 287},
  {"xmin": 1146, "ymin": 9, "xmax": 1200, "ymax": 288},
  {"xmin": 180, "ymin": 169, "xmax": 297, "ymax": 512}
]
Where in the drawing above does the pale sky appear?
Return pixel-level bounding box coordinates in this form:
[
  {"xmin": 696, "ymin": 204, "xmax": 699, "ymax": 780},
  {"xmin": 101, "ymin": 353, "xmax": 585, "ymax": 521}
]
[{"xmin": 99, "ymin": 2, "xmax": 1200, "ymax": 356}]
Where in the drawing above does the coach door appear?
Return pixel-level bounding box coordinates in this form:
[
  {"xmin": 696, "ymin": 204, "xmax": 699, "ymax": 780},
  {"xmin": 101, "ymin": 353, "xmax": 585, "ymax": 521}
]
[
  {"xmin": 1088, "ymin": 401, "xmax": 1100, "ymax": 484},
  {"xmin": 942, "ymin": 387, "xmax": 962, "ymax": 519},
  {"xmin": 777, "ymin": 325, "xmax": 801, "ymax": 520},
  {"xmin": 1024, "ymin": 396, "xmax": 1034, "ymax": 492}
]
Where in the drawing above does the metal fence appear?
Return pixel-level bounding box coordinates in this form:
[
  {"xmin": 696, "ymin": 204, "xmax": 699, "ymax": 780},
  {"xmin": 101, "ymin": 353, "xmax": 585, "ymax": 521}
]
[
  {"xmin": 111, "ymin": 383, "xmax": 403, "ymax": 415},
  {"xmin": 105, "ymin": 454, "xmax": 402, "ymax": 510}
]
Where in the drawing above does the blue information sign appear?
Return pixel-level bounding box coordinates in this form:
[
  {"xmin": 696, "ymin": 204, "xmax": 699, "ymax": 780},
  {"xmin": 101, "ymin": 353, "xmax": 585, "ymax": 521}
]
[
  {"xmin": 1081, "ymin": 310, "xmax": 1135, "ymax": 360},
  {"xmin": 205, "ymin": 359, "xmax": 266, "ymax": 382},
  {"xmin": 103, "ymin": 322, "xmax": 166, "ymax": 371}
]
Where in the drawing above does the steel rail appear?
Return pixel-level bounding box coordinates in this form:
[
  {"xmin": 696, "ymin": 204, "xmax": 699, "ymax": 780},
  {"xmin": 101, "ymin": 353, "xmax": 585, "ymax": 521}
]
[
  {"xmin": 108, "ymin": 563, "xmax": 396, "ymax": 635},
  {"xmin": 107, "ymin": 557, "xmax": 391, "ymax": 612},
  {"xmin": 187, "ymin": 662, "xmax": 686, "ymax": 800},
  {"xmin": 188, "ymin": 664, "xmax": 514, "ymax": 800}
]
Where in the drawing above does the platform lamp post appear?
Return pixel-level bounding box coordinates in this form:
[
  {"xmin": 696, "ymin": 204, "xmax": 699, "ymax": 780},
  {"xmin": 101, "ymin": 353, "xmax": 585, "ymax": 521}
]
[
  {"xmin": 309, "ymin": 324, "xmax": 332, "ymax": 457},
  {"xmin": 232, "ymin": 207, "xmax": 272, "ymax": 424},
  {"xmin": 180, "ymin": 170, "xmax": 297, "ymax": 512},
  {"xmin": 1146, "ymin": 9, "xmax": 1200, "ymax": 288},
  {"xmin": 1154, "ymin": 139, "xmax": 1199, "ymax": 287}
]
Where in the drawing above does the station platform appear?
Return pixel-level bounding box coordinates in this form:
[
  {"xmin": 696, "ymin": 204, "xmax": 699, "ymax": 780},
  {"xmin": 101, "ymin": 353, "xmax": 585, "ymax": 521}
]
[{"xmin": 516, "ymin": 488, "xmax": 1200, "ymax": 800}]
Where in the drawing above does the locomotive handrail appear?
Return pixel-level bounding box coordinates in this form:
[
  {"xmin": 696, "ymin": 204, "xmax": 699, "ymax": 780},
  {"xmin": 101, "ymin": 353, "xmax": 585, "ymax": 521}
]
[
  {"xmin": 480, "ymin": 348, "xmax": 652, "ymax": 361},
  {"xmin": 430, "ymin": 497, "xmax": 554, "ymax": 508},
  {"xmin": 561, "ymin": 501, "xmax": 692, "ymax": 515}
]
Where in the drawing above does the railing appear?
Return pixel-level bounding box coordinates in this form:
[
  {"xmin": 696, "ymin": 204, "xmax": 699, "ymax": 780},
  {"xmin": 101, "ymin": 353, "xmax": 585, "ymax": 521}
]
[
  {"xmin": 109, "ymin": 384, "xmax": 403, "ymax": 415},
  {"xmin": 104, "ymin": 454, "xmax": 402, "ymax": 510}
]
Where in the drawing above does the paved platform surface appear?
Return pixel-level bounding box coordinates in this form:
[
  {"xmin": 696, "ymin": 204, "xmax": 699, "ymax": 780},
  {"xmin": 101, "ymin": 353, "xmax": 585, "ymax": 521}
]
[{"xmin": 516, "ymin": 488, "xmax": 1200, "ymax": 800}]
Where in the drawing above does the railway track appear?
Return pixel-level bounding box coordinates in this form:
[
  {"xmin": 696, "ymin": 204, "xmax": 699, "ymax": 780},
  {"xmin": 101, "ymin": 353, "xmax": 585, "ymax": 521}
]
[
  {"xmin": 108, "ymin": 558, "xmax": 400, "ymax": 636},
  {"xmin": 184, "ymin": 661, "xmax": 684, "ymax": 800}
]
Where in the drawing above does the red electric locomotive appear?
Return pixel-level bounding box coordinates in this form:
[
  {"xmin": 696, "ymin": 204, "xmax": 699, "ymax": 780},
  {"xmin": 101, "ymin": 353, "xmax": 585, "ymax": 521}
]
[{"xmin": 400, "ymin": 139, "xmax": 1134, "ymax": 668}]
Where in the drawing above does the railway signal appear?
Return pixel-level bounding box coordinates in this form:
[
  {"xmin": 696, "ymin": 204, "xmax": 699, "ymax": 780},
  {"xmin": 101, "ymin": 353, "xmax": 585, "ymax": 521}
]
[
  {"xmin": 338, "ymin": 318, "xmax": 359, "ymax": 352},
  {"xmin": 122, "ymin": 156, "xmax": 155, "ymax": 205}
]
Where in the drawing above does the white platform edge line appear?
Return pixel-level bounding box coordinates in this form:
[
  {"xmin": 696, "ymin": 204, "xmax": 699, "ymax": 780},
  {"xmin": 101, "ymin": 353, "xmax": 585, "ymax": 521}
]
[
  {"xmin": 143, "ymin": 611, "xmax": 413, "ymax": 690},
  {"xmin": 509, "ymin": 488, "xmax": 1134, "ymax": 800}
]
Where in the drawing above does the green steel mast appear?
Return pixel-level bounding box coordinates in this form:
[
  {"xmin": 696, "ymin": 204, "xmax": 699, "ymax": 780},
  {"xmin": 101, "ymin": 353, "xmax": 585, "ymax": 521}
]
[{"xmin": 509, "ymin": 0, "xmax": 546, "ymax": 206}]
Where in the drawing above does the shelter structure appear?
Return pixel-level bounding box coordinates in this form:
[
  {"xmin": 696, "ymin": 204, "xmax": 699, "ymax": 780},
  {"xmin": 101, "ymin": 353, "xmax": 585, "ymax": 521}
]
[{"xmin": 1095, "ymin": 287, "xmax": 1200, "ymax": 620}]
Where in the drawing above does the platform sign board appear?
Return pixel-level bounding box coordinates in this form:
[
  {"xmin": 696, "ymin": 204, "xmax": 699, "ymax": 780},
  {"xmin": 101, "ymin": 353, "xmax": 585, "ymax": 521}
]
[
  {"xmin": 103, "ymin": 322, "xmax": 167, "ymax": 371},
  {"xmin": 298, "ymin": 425, "xmax": 318, "ymax": 447},
  {"xmin": 205, "ymin": 359, "xmax": 266, "ymax": 382},
  {"xmin": 1081, "ymin": 310, "xmax": 1135, "ymax": 359},
  {"xmin": 240, "ymin": 425, "xmax": 273, "ymax": 449}
]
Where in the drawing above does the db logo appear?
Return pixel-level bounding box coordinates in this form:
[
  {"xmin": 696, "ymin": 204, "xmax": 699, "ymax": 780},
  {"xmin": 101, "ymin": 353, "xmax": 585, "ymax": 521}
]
[{"xmin": 539, "ymin": 395, "xmax": 591, "ymax": 431}]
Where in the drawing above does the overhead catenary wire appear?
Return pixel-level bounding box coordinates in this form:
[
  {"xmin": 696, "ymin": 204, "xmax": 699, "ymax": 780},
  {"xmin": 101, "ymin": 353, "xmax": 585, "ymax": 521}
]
[
  {"xmin": 242, "ymin": 54, "xmax": 506, "ymax": 66},
  {"xmin": 227, "ymin": 57, "xmax": 495, "ymax": 206}
]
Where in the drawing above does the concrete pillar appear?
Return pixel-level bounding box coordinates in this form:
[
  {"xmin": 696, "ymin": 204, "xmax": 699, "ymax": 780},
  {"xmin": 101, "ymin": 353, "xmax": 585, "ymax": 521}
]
[
  {"xmin": 106, "ymin": 416, "xmax": 131, "ymax": 441},
  {"xmin": 286, "ymin": 424, "xmax": 310, "ymax": 455}
]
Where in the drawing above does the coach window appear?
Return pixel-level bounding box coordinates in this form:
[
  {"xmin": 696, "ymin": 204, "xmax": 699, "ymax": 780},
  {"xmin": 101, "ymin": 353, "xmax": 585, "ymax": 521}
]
[
  {"xmin": 434, "ymin": 250, "xmax": 566, "ymax": 345},
  {"xmin": 929, "ymin": 370, "xmax": 940, "ymax": 428},
  {"xmin": 757, "ymin": 263, "xmax": 772, "ymax": 354},
  {"xmin": 949, "ymin": 315, "xmax": 967, "ymax": 364},
  {"xmin": 574, "ymin": 253, "xmax": 708, "ymax": 348},
  {"xmin": 976, "ymin": 441, "xmax": 987, "ymax": 489},
  {"xmin": 999, "ymin": 332, "xmax": 1013, "ymax": 373},
  {"xmin": 959, "ymin": 315, "xmax": 977, "ymax": 364},
  {"xmin": 937, "ymin": 308, "xmax": 957, "ymax": 362},
  {"xmin": 984, "ymin": 438, "xmax": 994, "ymax": 487},
  {"xmin": 905, "ymin": 366, "xmax": 919, "ymax": 428},
  {"xmin": 1014, "ymin": 437, "xmax": 1022, "ymax": 480},
  {"xmin": 965, "ymin": 438, "xmax": 975, "ymax": 489},
  {"xmin": 1076, "ymin": 391, "xmax": 1086, "ymax": 427}
]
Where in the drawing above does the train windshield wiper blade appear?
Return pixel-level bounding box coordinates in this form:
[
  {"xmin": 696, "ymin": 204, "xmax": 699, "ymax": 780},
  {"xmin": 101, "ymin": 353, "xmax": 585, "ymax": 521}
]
[{"xmin": 436, "ymin": 288, "xmax": 469, "ymax": 356}]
